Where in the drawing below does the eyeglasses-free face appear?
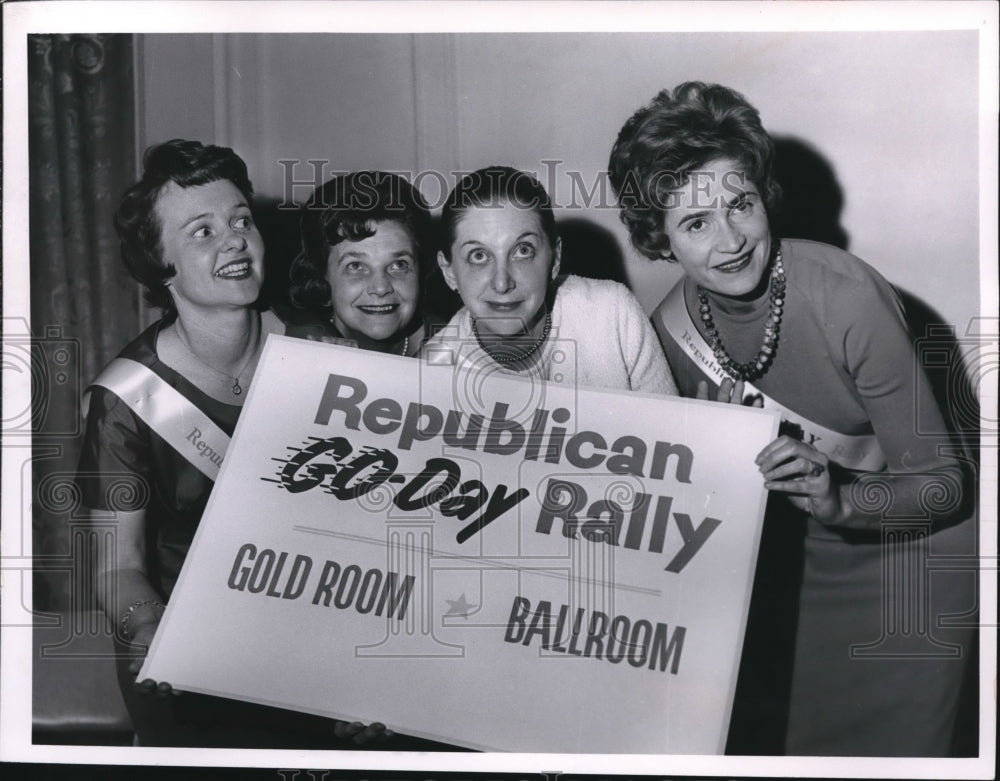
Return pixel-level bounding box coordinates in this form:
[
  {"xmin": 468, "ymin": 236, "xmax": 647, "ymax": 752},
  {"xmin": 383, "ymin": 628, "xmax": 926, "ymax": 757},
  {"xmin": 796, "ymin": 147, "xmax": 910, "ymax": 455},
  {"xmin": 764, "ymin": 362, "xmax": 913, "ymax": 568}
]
[
  {"xmin": 326, "ymin": 220, "xmax": 420, "ymax": 350},
  {"xmin": 661, "ymin": 157, "xmax": 772, "ymax": 299},
  {"xmin": 439, "ymin": 202, "xmax": 561, "ymax": 339},
  {"xmin": 155, "ymin": 179, "xmax": 265, "ymax": 313}
]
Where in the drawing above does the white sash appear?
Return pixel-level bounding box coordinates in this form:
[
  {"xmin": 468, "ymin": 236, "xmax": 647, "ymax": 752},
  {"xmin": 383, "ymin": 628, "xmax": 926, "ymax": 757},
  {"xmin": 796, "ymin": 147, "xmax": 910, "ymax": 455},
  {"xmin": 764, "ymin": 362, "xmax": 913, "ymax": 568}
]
[
  {"xmin": 656, "ymin": 283, "xmax": 887, "ymax": 472},
  {"xmin": 84, "ymin": 358, "xmax": 230, "ymax": 480}
]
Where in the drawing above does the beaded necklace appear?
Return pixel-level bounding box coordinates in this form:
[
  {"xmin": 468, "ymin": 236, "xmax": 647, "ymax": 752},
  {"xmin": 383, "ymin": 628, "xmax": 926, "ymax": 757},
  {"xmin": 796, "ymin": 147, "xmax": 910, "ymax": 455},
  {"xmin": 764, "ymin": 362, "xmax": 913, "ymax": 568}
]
[
  {"xmin": 472, "ymin": 311, "xmax": 552, "ymax": 365},
  {"xmin": 696, "ymin": 250, "xmax": 785, "ymax": 382}
]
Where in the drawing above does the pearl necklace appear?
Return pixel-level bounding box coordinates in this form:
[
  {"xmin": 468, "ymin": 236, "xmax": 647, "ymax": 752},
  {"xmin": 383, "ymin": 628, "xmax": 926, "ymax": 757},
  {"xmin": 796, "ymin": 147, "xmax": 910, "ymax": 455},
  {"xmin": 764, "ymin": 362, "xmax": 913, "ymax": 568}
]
[
  {"xmin": 472, "ymin": 311, "xmax": 552, "ymax": 365},
  {"xmin": 697, "ymin": 250, "xmax": 785, "ymax": 382},
  {"xmin": 328, "ymin": 315, "xmax": 410, "ymax": 355}
]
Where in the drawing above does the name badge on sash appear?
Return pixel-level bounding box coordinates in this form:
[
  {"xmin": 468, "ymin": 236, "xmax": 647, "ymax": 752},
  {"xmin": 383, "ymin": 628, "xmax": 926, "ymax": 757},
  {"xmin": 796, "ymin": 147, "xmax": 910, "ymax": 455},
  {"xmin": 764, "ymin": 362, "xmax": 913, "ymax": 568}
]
[{"xmin": 655, "ymin": 283, "xmax": 887, "ymax": 472}]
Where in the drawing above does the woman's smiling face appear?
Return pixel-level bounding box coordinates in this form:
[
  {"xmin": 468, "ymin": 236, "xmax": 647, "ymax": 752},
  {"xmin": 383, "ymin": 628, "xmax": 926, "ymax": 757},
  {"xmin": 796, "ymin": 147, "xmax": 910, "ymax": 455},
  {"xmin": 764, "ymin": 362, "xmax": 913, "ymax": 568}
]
[
  {"xmin": 326, "ymin": 220, "xmax": 420, "ymax": 348},
  {"xmin": 155, "ymin": 178, "xmax": 265, "ymax": 312},
  {"xmin": 662, "ymin": 157, "xmax": 772, "ymax": 297},
  {"xmin": 438, "ymin": 201, "xmax": 560, "ymax": 338}
]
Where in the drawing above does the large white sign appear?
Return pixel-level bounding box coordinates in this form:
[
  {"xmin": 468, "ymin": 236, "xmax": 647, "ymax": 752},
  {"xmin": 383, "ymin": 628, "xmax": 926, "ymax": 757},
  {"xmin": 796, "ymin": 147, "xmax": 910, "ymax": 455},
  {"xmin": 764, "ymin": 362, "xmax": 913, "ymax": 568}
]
[{"xmin": 141, "ymin": 335, "xmax": 780, "ymax": 753}]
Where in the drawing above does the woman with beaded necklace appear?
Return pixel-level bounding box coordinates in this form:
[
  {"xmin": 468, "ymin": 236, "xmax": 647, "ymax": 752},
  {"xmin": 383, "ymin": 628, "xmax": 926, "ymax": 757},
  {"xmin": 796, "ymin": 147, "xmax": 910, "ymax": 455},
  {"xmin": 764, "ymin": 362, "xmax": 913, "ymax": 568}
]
[
  {"xmin": 424, "ymin": 165, "xmax": 678, "ymax": 396},
  {"xmin": 608, "ymin": 82, "xmax": 975, "ymax": 756}
]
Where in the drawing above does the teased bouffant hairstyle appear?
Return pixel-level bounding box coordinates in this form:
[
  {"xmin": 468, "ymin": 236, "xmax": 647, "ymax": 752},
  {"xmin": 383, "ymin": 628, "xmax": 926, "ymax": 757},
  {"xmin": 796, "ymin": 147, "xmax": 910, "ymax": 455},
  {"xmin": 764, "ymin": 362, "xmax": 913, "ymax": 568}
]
[
  {"xmin": 114, "ymin": 139, "xmax": 254, "ymax": 315},
  {"xmin": 608, "ymin": 82, "xmax": 781, "ymax": 261},
  {"xmin": 289, "ymin": 171, "xmax": 432, "ymax": 310},
  {"xmin": 439, "ymin": 166, "xmax": 558, "ymax": 259}
]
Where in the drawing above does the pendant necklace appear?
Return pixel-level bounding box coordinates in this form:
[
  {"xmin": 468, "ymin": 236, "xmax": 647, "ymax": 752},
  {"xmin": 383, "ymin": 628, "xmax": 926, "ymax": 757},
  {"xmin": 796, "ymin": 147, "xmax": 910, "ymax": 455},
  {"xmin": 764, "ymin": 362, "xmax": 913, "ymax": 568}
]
[{"xmin": 179, "ymin": 320, "xmax": 262, "ymax": 397}]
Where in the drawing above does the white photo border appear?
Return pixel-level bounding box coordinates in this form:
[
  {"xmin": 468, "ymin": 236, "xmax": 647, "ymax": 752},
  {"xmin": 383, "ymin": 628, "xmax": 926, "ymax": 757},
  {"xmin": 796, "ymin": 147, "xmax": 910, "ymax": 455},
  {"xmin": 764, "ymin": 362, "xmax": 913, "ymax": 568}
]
[{"xmin": 2, "ymin": 1, "xmax": 997, "ymax": 778}]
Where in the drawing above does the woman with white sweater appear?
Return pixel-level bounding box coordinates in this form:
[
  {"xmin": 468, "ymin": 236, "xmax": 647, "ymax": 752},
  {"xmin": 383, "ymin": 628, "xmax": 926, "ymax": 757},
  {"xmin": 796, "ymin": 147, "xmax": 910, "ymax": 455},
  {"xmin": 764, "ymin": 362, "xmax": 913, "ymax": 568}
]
[{"xmin": 424, "ymin": 165, "xmax": 678, "ymax": 396}]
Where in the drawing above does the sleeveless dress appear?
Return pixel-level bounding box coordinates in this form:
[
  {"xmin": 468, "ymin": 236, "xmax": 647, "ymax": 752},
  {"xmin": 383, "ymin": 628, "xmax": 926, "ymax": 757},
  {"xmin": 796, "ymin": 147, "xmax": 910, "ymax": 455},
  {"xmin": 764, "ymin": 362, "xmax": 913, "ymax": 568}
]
[
  {"xmin": 78, "ymin": 319, "xmax": 464, "ymax": 750},
  {"xmin": 77, "ymin": 321, "xmax": 359, "ymax": 747},
  {"xmin": 78, "ymin": 321, "xmax": 239, "ymax": 599}
]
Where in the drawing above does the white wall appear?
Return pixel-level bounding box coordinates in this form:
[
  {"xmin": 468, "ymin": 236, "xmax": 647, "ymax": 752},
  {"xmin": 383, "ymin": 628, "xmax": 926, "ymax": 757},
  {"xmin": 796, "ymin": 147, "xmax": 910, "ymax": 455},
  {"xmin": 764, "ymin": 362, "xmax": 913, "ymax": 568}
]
[{"xmin": 139, "ymin": 31, "xmax": 980, "ymax": 336}]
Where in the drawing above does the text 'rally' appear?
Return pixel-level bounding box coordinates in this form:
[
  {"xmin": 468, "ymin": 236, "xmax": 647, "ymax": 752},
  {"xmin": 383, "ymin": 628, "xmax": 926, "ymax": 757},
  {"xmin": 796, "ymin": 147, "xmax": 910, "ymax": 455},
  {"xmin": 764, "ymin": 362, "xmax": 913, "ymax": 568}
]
[{"xmin": 259, "ymin": 373, "xmax": 725, "ymax": 572}]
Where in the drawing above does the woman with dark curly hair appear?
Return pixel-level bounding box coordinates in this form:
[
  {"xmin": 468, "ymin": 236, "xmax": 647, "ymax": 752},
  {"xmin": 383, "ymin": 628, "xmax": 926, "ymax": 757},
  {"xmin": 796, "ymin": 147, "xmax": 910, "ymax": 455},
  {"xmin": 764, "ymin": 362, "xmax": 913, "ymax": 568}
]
[
  {"xmin": 609, "ymin": 83, "xmax": 975, "ymax": 756},
  {"xmin": 287, "ymin": 171, "xmax": 434, "ymax": 356},
  {"xmin": 77, "ymin": 139, "xmax": 387, "ymax": 748}
]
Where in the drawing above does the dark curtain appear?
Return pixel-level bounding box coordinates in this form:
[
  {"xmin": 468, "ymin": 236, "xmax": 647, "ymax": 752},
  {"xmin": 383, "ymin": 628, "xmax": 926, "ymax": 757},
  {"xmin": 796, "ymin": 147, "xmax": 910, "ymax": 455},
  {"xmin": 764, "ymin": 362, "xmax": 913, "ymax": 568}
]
[{"xmin": 29, "ymin": 34, "xmax": 138, "ymax": 611}]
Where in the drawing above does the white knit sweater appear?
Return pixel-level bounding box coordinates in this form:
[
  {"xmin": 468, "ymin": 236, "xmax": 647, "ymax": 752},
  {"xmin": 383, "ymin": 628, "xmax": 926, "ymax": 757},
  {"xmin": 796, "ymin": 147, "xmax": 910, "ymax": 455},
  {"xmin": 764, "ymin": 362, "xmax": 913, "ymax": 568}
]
[{"xmin": 423, "ymin": 275, "xmax": 678, "ymax": 396}]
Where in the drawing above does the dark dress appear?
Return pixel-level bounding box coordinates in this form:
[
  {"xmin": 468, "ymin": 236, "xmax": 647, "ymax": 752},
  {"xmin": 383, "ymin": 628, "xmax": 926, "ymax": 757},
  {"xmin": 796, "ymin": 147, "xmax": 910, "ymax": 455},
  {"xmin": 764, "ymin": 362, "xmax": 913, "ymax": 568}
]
[
  {"xmin": 79, "ymin": 320, "xmax": 462, "ymax": 750},
  {"xmin": 78, "ymin": 322, "xmax": 355, "ymax": 747},
  {"xmin": 78, "ymin": 322, "xmax": 239, "ymax": 601}
]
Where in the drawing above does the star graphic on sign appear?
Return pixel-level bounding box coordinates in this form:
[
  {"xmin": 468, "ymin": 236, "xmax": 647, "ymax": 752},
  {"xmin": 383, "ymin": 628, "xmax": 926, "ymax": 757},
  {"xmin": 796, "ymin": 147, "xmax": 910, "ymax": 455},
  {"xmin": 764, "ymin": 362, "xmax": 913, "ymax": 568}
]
[{"xmin": 444, "ymin": 593, "xmax": 475, "ymax": 618}]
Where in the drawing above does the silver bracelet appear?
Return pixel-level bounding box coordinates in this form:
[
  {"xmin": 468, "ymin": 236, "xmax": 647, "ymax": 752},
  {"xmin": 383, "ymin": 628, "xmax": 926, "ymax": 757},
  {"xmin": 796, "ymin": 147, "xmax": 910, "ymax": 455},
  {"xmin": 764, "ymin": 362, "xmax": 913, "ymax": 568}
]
[{"xmin": 120, "ymin": 599, "xmax": 165, "ymax": 640}]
